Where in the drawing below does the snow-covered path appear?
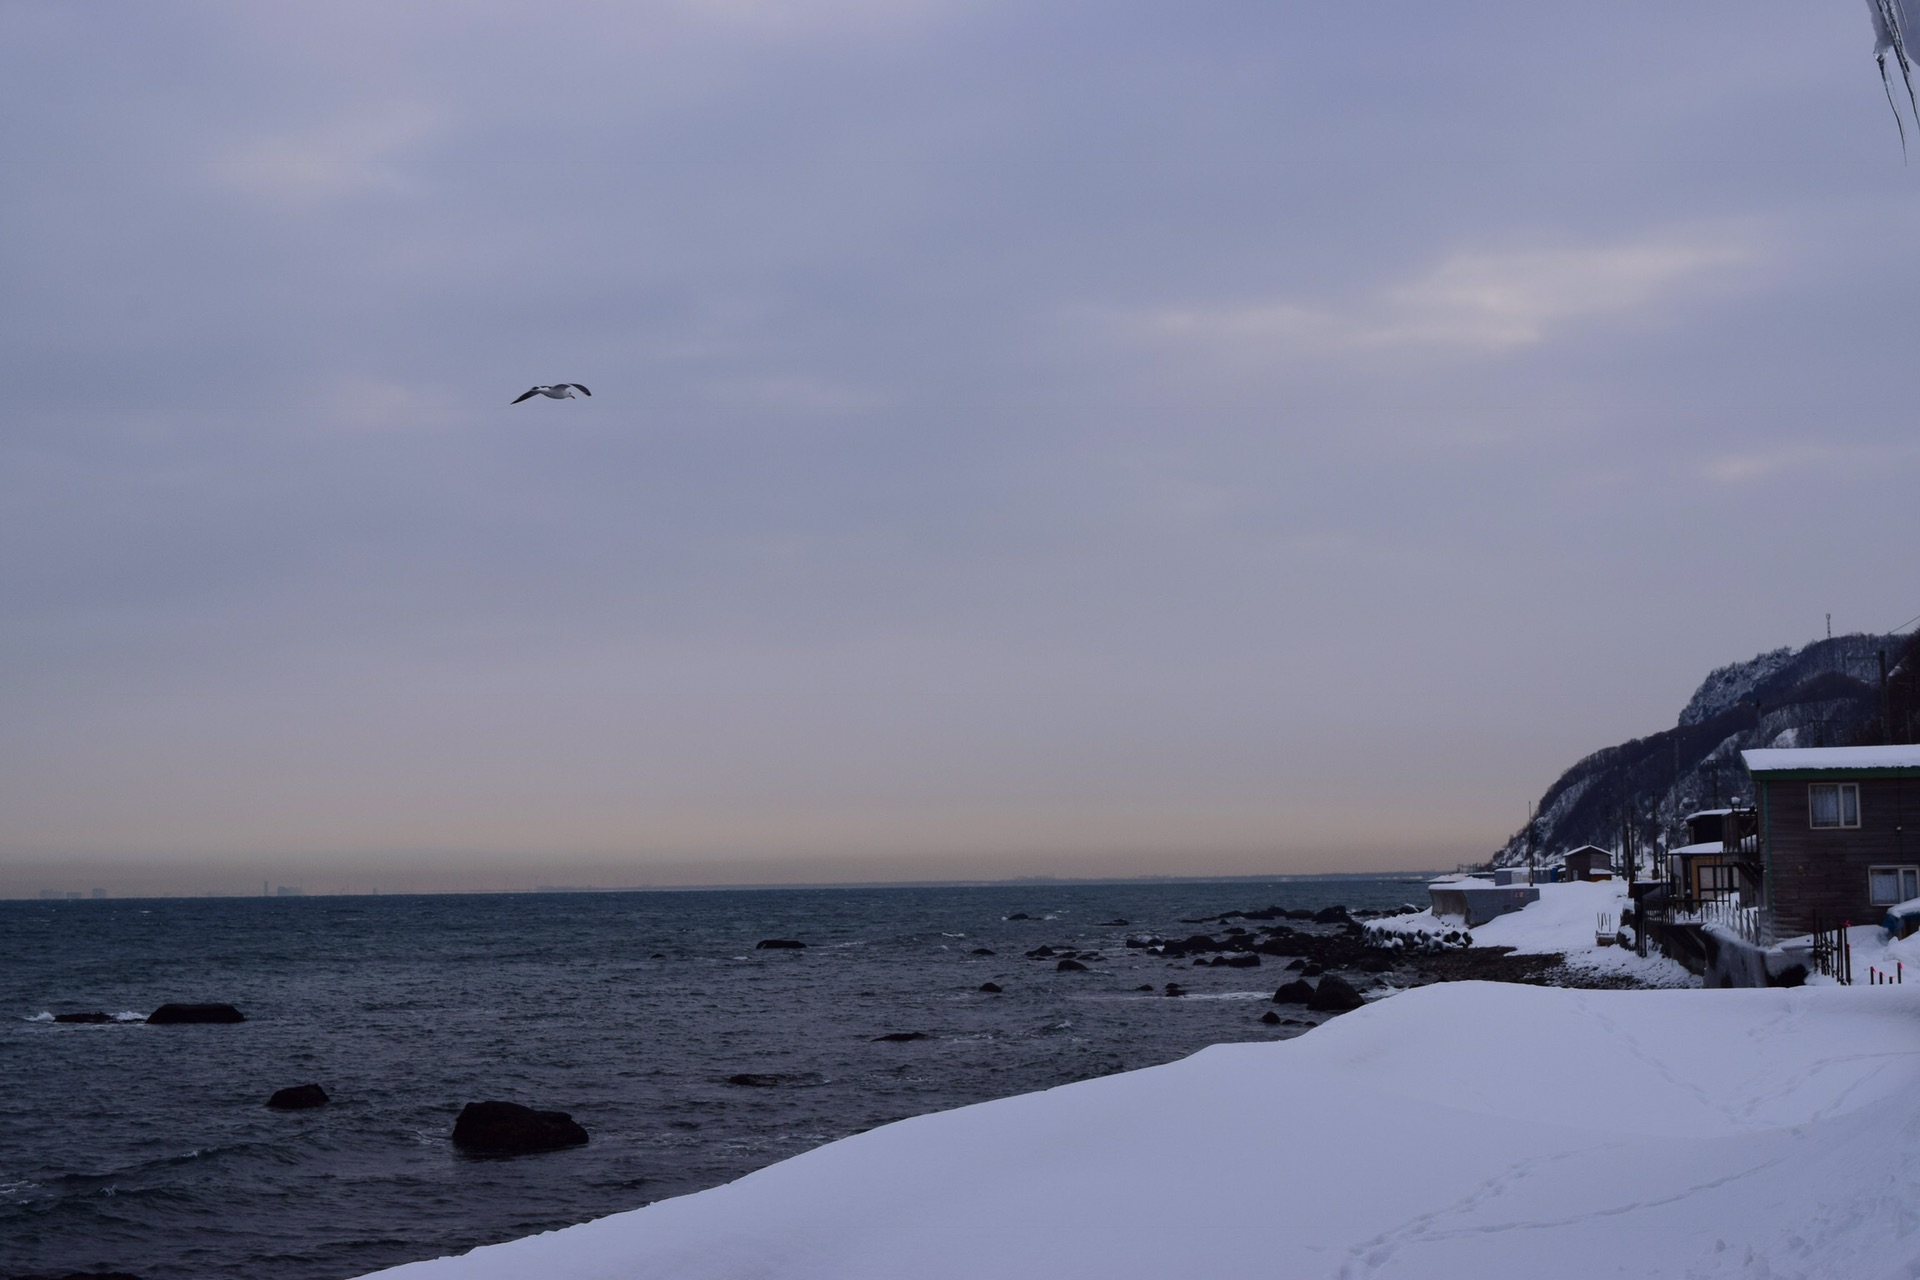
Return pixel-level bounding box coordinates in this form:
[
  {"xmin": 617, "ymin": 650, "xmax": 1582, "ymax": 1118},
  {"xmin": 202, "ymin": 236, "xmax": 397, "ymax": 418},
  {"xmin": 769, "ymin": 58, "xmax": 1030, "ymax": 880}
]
[{"xmin": 358, "ymin": 980, "xmax": 1920, "ymax": 1280}]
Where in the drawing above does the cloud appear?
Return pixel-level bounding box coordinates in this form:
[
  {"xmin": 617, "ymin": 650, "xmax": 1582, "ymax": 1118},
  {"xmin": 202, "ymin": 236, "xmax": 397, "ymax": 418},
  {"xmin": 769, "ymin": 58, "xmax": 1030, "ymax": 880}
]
[
  {"xmin": 212, "ymin": 103, "xmax": 443, "ymax": 205},
  {"xmin": 1701, "ymin": 440, "xmax": 1920, "ymax": 485},
  {"xmin": 1109, "ymin": 232, "xmax": 1754, "ymax": 362}
]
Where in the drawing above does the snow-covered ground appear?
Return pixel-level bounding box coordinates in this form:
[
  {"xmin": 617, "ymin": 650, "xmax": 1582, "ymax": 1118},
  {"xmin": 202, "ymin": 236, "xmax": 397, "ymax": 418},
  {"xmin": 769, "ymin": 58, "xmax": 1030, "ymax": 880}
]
[
  {"xmin": 359, "ymin": 979, "xmax": 1920, "ymax": 1280},
  {"xmin": 1368, "ymin": 878, "xmax": 1693, "ymax": 986}
]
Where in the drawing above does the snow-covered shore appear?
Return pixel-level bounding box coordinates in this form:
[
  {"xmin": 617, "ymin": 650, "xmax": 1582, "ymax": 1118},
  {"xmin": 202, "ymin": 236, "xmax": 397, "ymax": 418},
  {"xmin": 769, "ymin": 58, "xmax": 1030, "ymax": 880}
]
[
  {"xmin": 1367, "ymin": 877, "xmax": 1693, "ymax": 986},
  {"xmin": 359, "ymin": 976, "xmax": 1920, "ymax": 1280}
]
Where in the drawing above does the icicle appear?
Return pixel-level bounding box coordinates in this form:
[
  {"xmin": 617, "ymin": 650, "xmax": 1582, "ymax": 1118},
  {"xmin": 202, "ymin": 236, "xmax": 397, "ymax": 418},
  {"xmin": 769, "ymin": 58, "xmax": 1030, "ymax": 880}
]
[{"xmin": 1867, "ymin": 0, "xmax": 1920, "ymax": 153}]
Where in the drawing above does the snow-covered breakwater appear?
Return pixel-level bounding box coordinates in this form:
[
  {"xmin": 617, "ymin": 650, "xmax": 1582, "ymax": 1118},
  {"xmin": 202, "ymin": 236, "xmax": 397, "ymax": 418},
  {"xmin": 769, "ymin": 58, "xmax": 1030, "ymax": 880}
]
[{"xmin": 356, "ymin": 979, "xmax": 1920, "ymax": 1280}]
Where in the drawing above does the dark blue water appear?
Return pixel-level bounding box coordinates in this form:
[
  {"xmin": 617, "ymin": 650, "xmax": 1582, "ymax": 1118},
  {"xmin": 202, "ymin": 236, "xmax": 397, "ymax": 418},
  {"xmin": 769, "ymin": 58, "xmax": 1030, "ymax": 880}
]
[{"xmin": 1, "ymin": 877, "xmax": 1425, "ymax": 1280}]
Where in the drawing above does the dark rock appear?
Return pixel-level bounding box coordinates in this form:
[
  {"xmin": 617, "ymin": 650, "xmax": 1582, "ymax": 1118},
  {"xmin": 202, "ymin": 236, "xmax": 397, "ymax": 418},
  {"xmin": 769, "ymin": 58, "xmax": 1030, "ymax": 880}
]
[
  {"xmin": 723, "ymin": 1071, "xmax": 823, "ymax": 1087},
  {"xmin": 970, "ymin": 947, "xmax": 996, "ymax": 956},
  {"xmin": 1307, "ymin": 974, "xmax": 1366, "ymax": 1013},
  {"xmin": 1284, "ymin": 958, "xmax": 1306, "ymax": 971},
  {"xmin": 146, "ymin": 1003, "xmax": 244, "ymax": 1025},
  {"xmin": 1312, "ymin": 905, "xmax": 1352, "ymax": 925},
  {"xmin": 1272, "ymin": 980, "xmax": 1315, "ymax": 1004},
  {"xmin": 1284, "ymin": 908, "xmax": 1318, "ymax": 920},
  {"xmin": 451, "ymin": 1101, "xmax": 588, "ymax": 1155},
  {"xmin": 1259, "ymin": 1010, "xmax": 1282, "ymax": 1025},
  {"xmin": 1218, "ymin": 952, "xmax": 1261, "ymax": 968},
  {"xmin": 1096, "ymin": 918, "xmax": 1130, "ymax": 926},
  {"xmin": 1025, "ymin": 945, "xmax": 1058, "ymax": 958},
  {"xmin": 755, "ymin": 938, "xmax": 806, "ymax": 950},
  {"xmin": 1301, "ymin": 962, "xmax": 1326, "ymax": 977},
  {"xmin": 1006, "ymin": 912, "xmax": 1031, "ymax": 920},
  {"xmin": 1055, "ymin": 958, "xmax": 1088, "ymax": 972},
  {"xmin": 1135, "ymin": 984, "xmax": 1154, "ymax": 991},
  {"xmin": 649, "ymin": 952, "xmax": 667, "ymax": 959},
  {"xmin": 872, "ymin": 1031, "xmax": 930, "ymax": 1042},
  {"xmin": 1163, "ymin": 983, "xmax": 1185, "ymax": 996},
  {"xmin": 979, "ymin": 982, "xmax": 1003, "ymax": 993},
  {"xmin": 1357, "ymin": 953, "xmax": 1395, "ymax": 973},
  {"xmin": 53, "ymin": 1011, "xmax": 114, "ymax": 1024},
  {"xmin": 266, "ymin": 1084, "xmax": 329, "ymax": 1110}
]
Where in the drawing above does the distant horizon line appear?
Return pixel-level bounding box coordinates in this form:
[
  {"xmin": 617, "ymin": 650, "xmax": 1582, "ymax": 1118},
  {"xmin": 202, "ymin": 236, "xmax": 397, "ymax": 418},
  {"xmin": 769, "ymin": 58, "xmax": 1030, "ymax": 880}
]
[{"xmin": 6, "ymin": 868, "xmax": 1449, "ymax": 903}]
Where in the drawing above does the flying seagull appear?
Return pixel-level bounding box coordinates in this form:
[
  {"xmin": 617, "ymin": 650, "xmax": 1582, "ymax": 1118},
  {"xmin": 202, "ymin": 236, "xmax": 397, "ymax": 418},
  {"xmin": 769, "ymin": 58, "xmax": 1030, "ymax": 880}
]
[{"xmin": 511, "ymin": 384, "xmax": 592, "ymax": 403}]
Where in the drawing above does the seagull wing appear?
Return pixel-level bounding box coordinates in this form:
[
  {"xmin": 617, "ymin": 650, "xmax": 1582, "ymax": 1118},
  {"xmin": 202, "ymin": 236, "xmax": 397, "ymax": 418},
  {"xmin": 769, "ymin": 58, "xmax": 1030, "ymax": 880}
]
[
  {"xmin": 511, "ymin": 388, "xmax": 541, "ymax": 403},
  {"xmin": 569, "ymin": 384, "xmax": 590, "ymax": 396}
]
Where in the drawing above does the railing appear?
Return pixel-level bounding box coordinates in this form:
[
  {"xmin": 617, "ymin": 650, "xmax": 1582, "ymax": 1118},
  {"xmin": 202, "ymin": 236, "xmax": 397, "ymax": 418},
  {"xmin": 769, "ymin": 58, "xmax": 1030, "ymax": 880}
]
[
  {"xmin": 1808, "ymin": 914, "xmax": 1853, "ymax": 985},
  {"xmin": 1689, "ymin": 898, "xmax": 1772, "ymax": 948}
]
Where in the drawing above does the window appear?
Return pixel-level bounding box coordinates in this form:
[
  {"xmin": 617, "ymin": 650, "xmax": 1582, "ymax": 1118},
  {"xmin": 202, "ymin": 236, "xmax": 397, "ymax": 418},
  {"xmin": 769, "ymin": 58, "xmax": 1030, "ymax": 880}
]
[
  {"xmin": 1697, "ymin": 863, "xmax": 1738, "ymax": 900},
  {"xmin": 1809, "ymin": 783, "xmax": 1860, "ymax": 828},
  {"xmin": 1869, "ymin": 866, "xmax": 1920, "ymax": 906}
]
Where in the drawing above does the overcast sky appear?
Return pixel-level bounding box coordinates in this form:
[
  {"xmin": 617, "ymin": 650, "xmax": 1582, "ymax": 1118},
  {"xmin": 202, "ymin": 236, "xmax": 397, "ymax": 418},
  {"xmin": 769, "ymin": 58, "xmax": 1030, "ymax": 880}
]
[{"xmin": 2, "ymin": 1, "xmax": 1916, "ymax": 895}]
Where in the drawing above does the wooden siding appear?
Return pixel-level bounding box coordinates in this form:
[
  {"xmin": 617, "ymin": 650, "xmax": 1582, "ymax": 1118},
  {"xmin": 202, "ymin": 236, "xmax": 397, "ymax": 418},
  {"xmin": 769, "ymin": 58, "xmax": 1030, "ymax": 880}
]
[{"xmin": 1762, "ymin": 775, "xmax": 1920, "ymax": 936}]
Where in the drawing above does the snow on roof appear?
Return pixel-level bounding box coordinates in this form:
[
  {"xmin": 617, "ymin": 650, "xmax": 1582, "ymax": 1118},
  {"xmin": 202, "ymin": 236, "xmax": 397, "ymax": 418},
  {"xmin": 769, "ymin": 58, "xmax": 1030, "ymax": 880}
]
[
  {"xmin": 1684, "ymin": 808, "xmax": 1733, "ymax": 819},
  {"xmin": 1671, "ymin": 841, "xmax": 1729, "ymax": 856},
  {"xmin": 352, "ymin": 980, "xmax": 1920, "ymax": 1280},
  {"xmin": 1741, "ymin": 745, "xmax": 1920, "ymax": 774}
]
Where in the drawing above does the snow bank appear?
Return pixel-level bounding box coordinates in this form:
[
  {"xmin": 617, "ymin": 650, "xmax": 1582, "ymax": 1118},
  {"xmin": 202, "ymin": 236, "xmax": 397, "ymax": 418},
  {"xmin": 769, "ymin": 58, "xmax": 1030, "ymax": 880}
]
[{"xmin": 357, "ymin": 980, "xmax": 1920, "ymax": 1280}]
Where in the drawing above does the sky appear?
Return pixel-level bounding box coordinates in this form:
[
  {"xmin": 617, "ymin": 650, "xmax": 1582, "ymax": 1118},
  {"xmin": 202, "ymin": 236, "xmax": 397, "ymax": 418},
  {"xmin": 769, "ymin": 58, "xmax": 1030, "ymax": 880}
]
[{"xmin": 2, "ymin": 1, "xmax": 1917, "ymax": 896}]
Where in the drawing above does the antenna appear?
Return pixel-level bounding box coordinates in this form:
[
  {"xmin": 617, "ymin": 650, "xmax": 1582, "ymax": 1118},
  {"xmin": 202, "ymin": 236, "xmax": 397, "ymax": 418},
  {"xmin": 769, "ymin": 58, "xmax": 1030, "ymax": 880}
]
[{"xmin": 1827, "ymin": 613, "xmax": 1833, "ymax": 640}]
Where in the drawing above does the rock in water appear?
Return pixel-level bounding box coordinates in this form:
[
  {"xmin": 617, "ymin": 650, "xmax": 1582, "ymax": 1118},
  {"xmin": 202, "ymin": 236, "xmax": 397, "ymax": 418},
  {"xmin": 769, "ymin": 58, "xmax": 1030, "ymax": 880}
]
[
  {"xmin": 146, "ymin": 1003, "xmax": 245, "ymax": 1024},
  {"xmin": 53, "ymin": 1011, "xmax": 115, "ymax": 1024},
  {"xmin": 970, "ymin": 947, "xmax": 996, "ymax": 956},
  {"xmin": 872, "ymin": 1031, "xmax": 930, "ymax": 1042},
  {"xmin": 266, "ymin": 1084, "xmax": 329, "ymax": 1110},
  {"xmin": 979, "ymin": 982, "xmax": 1003, "ymax": 993},
  {"xmin": 1260, "ymin": 1010, "xmax": 1282, "ymax": 1025},
  {"xmin": 1055, "ymin": 958, "xmax": 1089, "ymax": 972},
  {"xmin": 1272, "ymin": 980, "xmax": 1314, "ymax": 1004},
  {"xmin": 1218, "ymin": 952, "xmax": 1261, "ymax": 968},
  {"xmin": 755, "ymin": 938, "xmax": 806, "ymax": 949},
  {"xmin": 451, "ymin": 1101, "xmax": 588, "ymax": 1155},
  {"xmin": 1306, "ymin": 975, "xmax": 1366, "ymax": 1013}
]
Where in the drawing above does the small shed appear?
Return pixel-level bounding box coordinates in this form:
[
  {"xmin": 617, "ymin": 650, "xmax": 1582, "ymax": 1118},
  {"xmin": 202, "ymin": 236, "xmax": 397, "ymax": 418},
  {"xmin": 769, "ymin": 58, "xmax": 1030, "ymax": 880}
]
[{"xmin": 1563, "ymin": 846, "xmax": 1615, "ymax": 882}]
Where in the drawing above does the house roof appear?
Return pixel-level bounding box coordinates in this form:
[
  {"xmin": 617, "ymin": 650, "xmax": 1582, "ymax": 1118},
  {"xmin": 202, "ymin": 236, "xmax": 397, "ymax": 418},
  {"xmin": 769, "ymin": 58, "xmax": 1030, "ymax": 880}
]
[
  {"xmin": 1684, "ymin": 808, "xmax": 1734, "ymax": 820},
  {"xmin": 1741, "ymin": 745, "xmax": 1920, "ymax": 776}
]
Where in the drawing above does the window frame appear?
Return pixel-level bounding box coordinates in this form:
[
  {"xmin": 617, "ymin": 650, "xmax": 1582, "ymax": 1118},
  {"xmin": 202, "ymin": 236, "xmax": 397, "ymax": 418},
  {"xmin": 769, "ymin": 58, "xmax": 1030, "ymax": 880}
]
[
  {"xmin": 1808, "ymin": 782, "xmax": 1861, "ymax": 829},
  {"xmin": 1868, "ymin": 865, "xmax": 1920, "ymax": 907}
]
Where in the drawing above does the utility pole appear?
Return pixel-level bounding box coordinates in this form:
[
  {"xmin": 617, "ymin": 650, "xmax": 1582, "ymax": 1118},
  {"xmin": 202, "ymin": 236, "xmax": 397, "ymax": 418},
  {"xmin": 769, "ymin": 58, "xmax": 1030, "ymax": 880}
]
[
  {"xmin": 1881, "ymin": 649, "xmax": 1892, "ymax": 745},
  {"xmin": 1526, "ymin": 802, "xmax": 1537, "ymax": 884}
]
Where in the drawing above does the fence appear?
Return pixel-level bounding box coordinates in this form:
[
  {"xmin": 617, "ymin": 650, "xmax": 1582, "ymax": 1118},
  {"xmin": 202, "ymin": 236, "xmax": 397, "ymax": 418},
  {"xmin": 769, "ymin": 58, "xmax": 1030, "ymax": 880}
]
[
  {"xmin": 1808, "ymin": 914, "xmax": 1852, "ymax": 985},
  {"xmin": 1693, "ymin": 898, "xmax": 1771, "ymax": 948}
]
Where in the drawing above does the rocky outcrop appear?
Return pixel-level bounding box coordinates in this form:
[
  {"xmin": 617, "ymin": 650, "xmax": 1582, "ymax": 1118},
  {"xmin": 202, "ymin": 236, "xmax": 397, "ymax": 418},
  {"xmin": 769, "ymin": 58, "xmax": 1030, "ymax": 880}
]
[
  {"xmin": 1272, "ymin": 980, "xmax": 1314, "ymax": 1004},
  {"xmin": 266, "ymin": 1084, "xmax": 329, "ymax": 1110},
  {"xmin": 1306, "ymin": 975, "xmax": 1366, "ymax": 1013},
  {"xmin": 872, "ymin": 1031, "xmax": 930, "ymax": 1042},
  {"xmin": 755, "ymin": 939, "xmax": 807, "ymax": 950},
  {"xmin": 146, "ymin": 1003, "xmax": 245, "ymax": 1024},
  {"xmin": 451, "ymin": 1101, "xmax": 588, "ymax": 1154}
]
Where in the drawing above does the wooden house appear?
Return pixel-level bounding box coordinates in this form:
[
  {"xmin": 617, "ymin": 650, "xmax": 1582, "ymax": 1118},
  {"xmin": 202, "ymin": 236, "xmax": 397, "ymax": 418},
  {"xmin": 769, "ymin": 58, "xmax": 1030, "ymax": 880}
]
[
  {"xmin": 1669, "ymin": 807, "xmax": 1760, "ymax": 908},
  {"xmin": 1741, "ymin": 745, "xmax": 1920, "ymax": 938},
  {"xmin": 1562, "ymin": 846, "xmax": 1615, "ymax": 881}
]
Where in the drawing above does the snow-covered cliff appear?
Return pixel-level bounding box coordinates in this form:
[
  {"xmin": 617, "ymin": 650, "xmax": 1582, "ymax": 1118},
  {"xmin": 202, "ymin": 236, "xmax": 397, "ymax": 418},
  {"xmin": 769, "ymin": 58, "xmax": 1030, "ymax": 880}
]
[{"xmin": 1493, "ymin": 632, "xmax": 1917, "ymax": 868}]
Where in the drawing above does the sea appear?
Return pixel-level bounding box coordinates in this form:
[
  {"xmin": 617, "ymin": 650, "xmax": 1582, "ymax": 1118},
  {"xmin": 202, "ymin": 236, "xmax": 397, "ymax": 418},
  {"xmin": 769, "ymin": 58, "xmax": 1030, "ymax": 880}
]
[{"xmin": 2, "ymin": 876, "xmax": 1429, "ymax": 1280}]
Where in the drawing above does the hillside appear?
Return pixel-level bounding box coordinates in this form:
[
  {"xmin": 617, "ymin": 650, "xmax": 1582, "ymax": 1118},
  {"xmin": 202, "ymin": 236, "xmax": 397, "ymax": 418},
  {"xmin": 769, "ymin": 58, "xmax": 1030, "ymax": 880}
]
[{"xmin": 1493, "ymin": 630, "xmax": 1920, "ymax": 868}]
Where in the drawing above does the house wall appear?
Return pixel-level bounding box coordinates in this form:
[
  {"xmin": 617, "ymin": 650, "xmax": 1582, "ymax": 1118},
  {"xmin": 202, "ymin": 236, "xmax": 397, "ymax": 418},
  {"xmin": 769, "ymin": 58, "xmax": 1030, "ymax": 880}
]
[{"xmin": 1762, "ymin": 775, "xmax": 1920, "ymax": 936}]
